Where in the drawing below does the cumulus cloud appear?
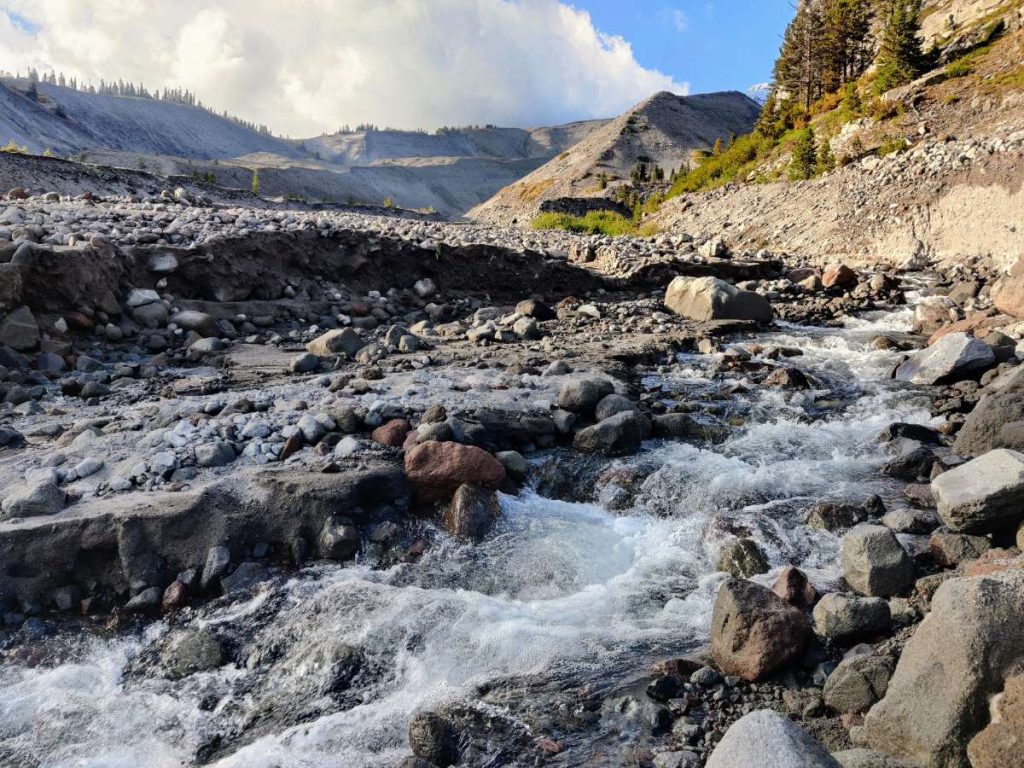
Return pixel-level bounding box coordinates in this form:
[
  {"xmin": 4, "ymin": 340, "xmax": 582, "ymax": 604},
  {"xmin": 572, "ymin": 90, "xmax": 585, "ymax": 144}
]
[{"xmin": 0, "ymin": 0, "xmax": 688, "ymax": 136}]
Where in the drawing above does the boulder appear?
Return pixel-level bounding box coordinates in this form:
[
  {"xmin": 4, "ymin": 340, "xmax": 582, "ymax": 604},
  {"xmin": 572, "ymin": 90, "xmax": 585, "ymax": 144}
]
[
  {"xmin": 404, "ymin": 441, "xmax": 506, "ymax": 502},
  {"xmin": 159, "ymin": 628, "xmax": 225, "ymax": 680},
  {"xmin": 573, "ymin": 410, "xmax": 651, "ymax": 456},
  {"xmin": 170, "ymin": 309, "xmax": 219, "ymax": 337},
  {"xmin": 1, "ymin": 479, "xmax": 64, "ymax": 518},
  {"xmin": 824, "ymin": 654, "xmax": 894, "ymax": 714},
  {"xmin": 408, "ymin": 712, "xmax": 458, "ymax": 767},
  {"xmin": 594, "ymin": 393, "xmax": 638, "ymax": 421},
  {"xmin": 966, "ymin": 673, "xmax": 1024, "ymax": 768},
  {"xmin": 813, "ymin": 593, "xmax": 890, "ymax": 645},
  {"xmin": 929, "ymin": 531, "xmax": 990, "ymax": 567},
  {"xmin": 306, "ymin": 328, "xmax": 365, "ymax": 357},
  {"xmin": 894, "ymin": 333, "xmax": 995, "ymax": 385},
  {"xmin": 705, "ymin": 710, "xmax": 841, "ymax": 768},
  {"xmin": 709, "ymin": 579, "xmax": 809, "ymax": 681},
  {"xmin": 861, "ymin": 570, "xmax": 1024, "ymax": 767},
  {"xmin": 442, "ymin": 484, "xmax": 501, "ymax": 541},
  {"xmin": 318, "ymin": 517, "xmax": 360, "ymax": 560},
  {"xmin": 664, "ymin": 276, "xmax": 772, "ymax": 323},
  {"xmin": 952, "ymin": 390, "xmax": 1024, "ymax": 457},
  {"xmin": 993, "ymin": 257, "xmax": 1024, "ymax": 319},
  {"xmin": 772, "ymin": 565, "xmax": 817, "ymax": 607},
  {"xmin": 931, "ymin": 449, "xmax": 1024, "ymax": 533},
  {"xmin": 372, "ymin": 418, "xmax": 411, "ymax": 448},
  {"xmin": 717, "ymin": 538, "xmax": 769, "ymax": 578},
  {"xmin": 557, "ymin": 377, "xmax": 614, "ymax": 413},
  {"xmin": 841, "ymin": 525, "xmax": 914, "ymax": 597},
  {"xmin": 823, "ymin": 264, "xmax": 857, "ymax": 289},
  {"xmin": 0, "ymin": 306, "xmax": 40, "ymax": 351}
]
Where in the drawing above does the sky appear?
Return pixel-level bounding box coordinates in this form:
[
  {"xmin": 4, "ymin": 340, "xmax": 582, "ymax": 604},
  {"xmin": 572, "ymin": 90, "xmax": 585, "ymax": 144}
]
[{"xmin": 0, "ymin": 1, "xmax": 792, "ymax": 138}]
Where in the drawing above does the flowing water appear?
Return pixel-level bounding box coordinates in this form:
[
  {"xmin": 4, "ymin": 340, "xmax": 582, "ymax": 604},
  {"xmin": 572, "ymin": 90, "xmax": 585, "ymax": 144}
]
[{"xmin": 0, "ymin": 302, "xmax": 935, "ymax": 768}]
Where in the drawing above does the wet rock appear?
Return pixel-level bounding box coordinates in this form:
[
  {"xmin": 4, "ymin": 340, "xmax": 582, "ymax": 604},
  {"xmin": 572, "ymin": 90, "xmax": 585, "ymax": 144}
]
[
  {"xmin": 125, "ymin": 586, "xmax": 162, "ymax": 613},
  {"xmin": 806, "ymin": 502, "xmax": 869, "ymax": 532},
  {"xmin": 1, "ymin": 479, "xmax": 64, "ymax": 519},
  {"xmin": 495, "ymin": 450, "xmax": 527, "ymax": 480},
  {"xmin": 841, "ymin": 525, "xmax": 914, "ymax": 597},
  {"xmin": 200, "ymin": 545, "xmax": 231, "ymax": 591},
  {"xmin": 442, "ymin": 484, "xmax": 500, "ymax": 542},
  {"xmin": 307, "ymin": 328, "xmax": 364, "ymax": 357},
  {"xmin": 557, "ymin": 377, "xmax": 614, "ymax": 413},
  {"xmin": 653, "ymin": 751, "xmax": 700, "ymax": 768},
  {"xmin": 966, "ymin": 673, "xmax": 1024, "ymax": 768},
  {"xmin": 573, "ymin": 410, "xmax": 650, "ymax": 456},
  {"xmin": 664, "ymin": 276, "xmax": 772, "ymax": 323},
  {"xmin": 824, "ymin": 654, "xmax": 894, "ymax": 714},
  {"xmin": 705, "ymin": 710, "xmax": 841, "ymax": 768},
  {"xmin": 764, "ymin": 367, "xmax": 811, "ymax": 388},
  {"xmin": 894, "ymin": 333, "xmax": 995, "ymax": 385},
  {"xmin": 594, "ymin": 393, "xmax": 638, "ymax": 421},
  {"xmin": 717, "ymin": 538, "xmax": 769, "ymax": 578},
  {"xmin": 159, "ymin": 628, "xmax": 225, "ymax": 679},
  {"xmin": 931, "ymin": 448, "xmax": 1024, "ymax": 533},
  {"xmin": 813, "ymin": 593, "xmax": 891, "ymax": 645},
  {"xmin": 408, "ymin": 711, "xmax": 458, "ymax": 767},
  {"xmin": 772, "ymin": 565, "xmax": 818, "ymax": 607},
  {"xmin": 881, "ymin": 445, "xmax": 935, "ymax": 481},
  {"xmin": 929, "ymin": 531, "xmax": 990, "ymax": 567},
  {"xmin": 404, "ymin": 441, "xmax": 506, "ymax": 502},
  {"xmin": 710, "ymin": 578, "xmax": 809, "ymax": 681},
  {"xmin": 318, "ymin": 517, "xmax": 360, "ymax": 560},
  {"xmin": 162, "ymin": 580, "xmax": 188, "ymax": 611},
  {"xmin": 861, "ymin": 570, "xmax": 1024, "ymax": 767},
  {"xmin": 877, "ymin": 423, "xmax": 943, "ymax": 445}
]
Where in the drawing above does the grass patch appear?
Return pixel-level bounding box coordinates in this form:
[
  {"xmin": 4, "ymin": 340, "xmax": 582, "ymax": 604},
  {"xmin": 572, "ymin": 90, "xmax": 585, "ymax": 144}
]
[
  {"xmin": 531, "ymin": 211, "xmax": 657, "ymax": 237},
  {"xmin": 666, "ymin": 132, "xmax": 780, "ymax": 196},
  {"xmin": 514, "ymin": 179, "xmax": 555, "ymax": 202}
]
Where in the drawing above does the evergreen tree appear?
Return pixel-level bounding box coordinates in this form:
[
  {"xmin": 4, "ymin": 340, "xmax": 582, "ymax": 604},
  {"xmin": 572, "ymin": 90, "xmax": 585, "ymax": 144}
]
[
  {"xmin": 26, "ymin": 69, "xmax": 39, "ymax": 101},
  {"xmin": 821, "ymin": 0, "xmax": 873, "ymax": 92},
  {"xmin": 789, "ymin": 127, "xmax": 818, "ymax": 180},
  {"xmin": 774, "ymin": 0, "xmax": 824, "ymax": 110},
  {"xmin": 251, "ymin": 168, "xmax": 261, "ymax": 196},
  {"xmin": 874, "ymin": 0, "xmax": 924, "ymax": 93}
]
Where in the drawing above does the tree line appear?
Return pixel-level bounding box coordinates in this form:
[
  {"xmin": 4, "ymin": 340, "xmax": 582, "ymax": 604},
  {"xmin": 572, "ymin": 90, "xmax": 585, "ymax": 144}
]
[{"xmin": 3, "ymin": 68, "xmax": 274, "ymax": 137}]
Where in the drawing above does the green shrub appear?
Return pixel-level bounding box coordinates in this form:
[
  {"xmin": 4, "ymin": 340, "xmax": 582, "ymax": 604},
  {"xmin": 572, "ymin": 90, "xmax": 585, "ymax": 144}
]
[
  {"xmin": 788, "ymin": 127, "xmax": 817, "ymax": 181},
  {"xmin": 877, "ymin": 135, "xmax": 906, "ymax": 156},
  {"xmin": 530, "ymin": 211, "xmax": 656, "ymax": 237}
]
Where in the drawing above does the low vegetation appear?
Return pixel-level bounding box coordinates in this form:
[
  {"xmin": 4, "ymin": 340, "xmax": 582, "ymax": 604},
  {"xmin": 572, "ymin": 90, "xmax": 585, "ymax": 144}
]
[{"xmin": 530, "ymin": 211, "xmax": 657, "ymax": 237}]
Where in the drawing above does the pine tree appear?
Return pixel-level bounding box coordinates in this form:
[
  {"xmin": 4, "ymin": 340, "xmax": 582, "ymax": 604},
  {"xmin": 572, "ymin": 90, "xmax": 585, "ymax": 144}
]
[
  {"xmin": 875, "ymin": 0, "xmax": 924, "ymax": 93},
  {"xmin": 251, "ymin": 169, "xmax": 261, "ymax": 196},
  {"xmin": 789, "ymin": 127, "xmax": 818, "ymax": 180},
  {"xmin": 821, "ymin": 0, "xmax": 873, "ymax": 92},
  {"xmin": 774, "ymin": 0, "xmax": 824, "ymax": 111},
  {"xmin": 27, "ymin": 69, "xmax": 39, "ymax": 101}
]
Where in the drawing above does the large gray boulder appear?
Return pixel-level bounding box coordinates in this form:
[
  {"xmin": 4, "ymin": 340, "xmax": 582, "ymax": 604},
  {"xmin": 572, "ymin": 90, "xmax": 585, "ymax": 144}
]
[
  {"xmin": 710, "ymin": 578, "xmax": 809, "ymax": 681},
  {"xmin": 573, "ymin": 410, "xmax": 651, "ymax": 456},
  {"xmin": 894, "ymin": 333, "xmax": 995, "ymax": 385},
  {"xmin": 306, "ymin": 328, "xmax": 364, "ymax": 357},
  {"xmin": 930, "ymin": 448, "xmax": 1024, "ymax": 533},
  {"xmin": 557, "ymin": 377, "xmax": 614, "ymax": 413},
  {"xmin": 1, "ymin": 479, "xmax": 64, "ymax": 519},
  {"xmin": 705, "ymin": 710, "xmax": 841, "ymax": 768},
  {"xmin": 861, "ymin": 569, "xmax": 1024, "ymax": 767},
  {"xmin": 813, "ymin": 593, "xmax": 891, "ymax": 645},
  {"xmin": 824, "ymin": 653, "xmax": 894, "ymax": 714},
  {"xmin": 664, "ymin": 276, "xmax": 772, "ymax": 323},
  {"xmin": 952, "ymin": 366, "xmax": 1024, "ymax": 457},
  {"xmin": 841, "ymin": 525, "xmax": 914, "ymax": 597}
]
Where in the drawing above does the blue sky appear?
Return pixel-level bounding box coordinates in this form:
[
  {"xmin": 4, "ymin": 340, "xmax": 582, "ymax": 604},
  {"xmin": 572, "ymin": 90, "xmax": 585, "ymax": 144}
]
[{"xmin": 575, "ymin": 1, "xmax": 792, "ymax": 93}]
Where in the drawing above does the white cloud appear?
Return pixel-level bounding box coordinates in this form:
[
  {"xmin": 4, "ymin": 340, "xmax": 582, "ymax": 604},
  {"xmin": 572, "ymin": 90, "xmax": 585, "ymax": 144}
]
[
  {"xmin": 661, "ymin": 7, "xmax": 689, "ymax": 33},
  {"xmin": 0, "ymin": 0, "xmax": 688, "ymax": 137}
]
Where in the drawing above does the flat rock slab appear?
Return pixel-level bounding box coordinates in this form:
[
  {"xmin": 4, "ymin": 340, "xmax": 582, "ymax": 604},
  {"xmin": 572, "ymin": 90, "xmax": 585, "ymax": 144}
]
[{"xmin": 931, "ymin": 448, "xmax": 1024, "ymax": 533}]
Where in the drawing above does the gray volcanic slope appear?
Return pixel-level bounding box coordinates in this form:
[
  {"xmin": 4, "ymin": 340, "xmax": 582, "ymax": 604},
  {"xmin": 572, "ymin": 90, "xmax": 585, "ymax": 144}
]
[{"xmin": 469, "ymin": 90, "xmax": 761, "ymax": 225}]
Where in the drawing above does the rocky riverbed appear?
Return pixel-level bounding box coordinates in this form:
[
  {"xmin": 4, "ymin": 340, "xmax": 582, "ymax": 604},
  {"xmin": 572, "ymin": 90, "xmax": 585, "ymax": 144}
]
[{"xmin": 1, "ymin": 184, "xmax": 1023, "ymax": 768}]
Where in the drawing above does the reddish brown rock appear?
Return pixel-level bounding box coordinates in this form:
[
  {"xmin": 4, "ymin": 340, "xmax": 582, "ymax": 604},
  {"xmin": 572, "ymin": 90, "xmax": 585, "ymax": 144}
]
[
  {"xmin": 280, "ymin": 433, "xmax": 304, "ymax": 460},
  {"xmin": 967, "ymin": 674, "xmax": 1024, "ymax": 768},
  {"xmin": 442, "ymin": 484, "xmax": 501, "ymax": 541},
  {"xmin": 710, "ymin": 578, "xmax": 809, "ymax": 682},
  {"xmin": 404, "ymin": 441, "xmax": 506, "ymax": 502},
  {"xmin": 822, "ymin": 264, "xmax": 857, "ymax": 289},
  {"xmin": 372, "ymin": 418, "xmax": 411, "ymax": 448},
  {"xmin": 994, "ymin": 258, "xmax": 1024, "ymax": 319},
  {"xmin": 162, "ymin": 580, "xmax": 188, "ymax": 612},
  {"xmin": 771, "ymin": 565, "xmax": 817, "ymax": 607}
]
